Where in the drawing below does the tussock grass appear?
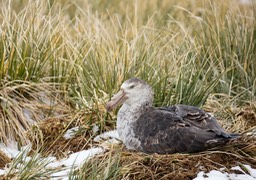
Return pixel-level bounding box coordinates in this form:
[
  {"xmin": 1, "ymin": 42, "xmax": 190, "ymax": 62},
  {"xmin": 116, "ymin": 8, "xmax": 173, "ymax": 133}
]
[
  {"xmin": 1, "ymin": 148, "xmax": 63, "ymax": 180},
  {"xmin": 71, "ymin": 147, "xmax": 122, "ymax": 180},
  {"xmin": 191, "ymin": 5, "xmax": 256, "ymax": 101},
  {"xmin": 0, "ymin": 0, "xmax": 255, "ymax": 178},
  {"xmin": 0, "ymin": 81, "xmax": 70, "ymax": 145}
]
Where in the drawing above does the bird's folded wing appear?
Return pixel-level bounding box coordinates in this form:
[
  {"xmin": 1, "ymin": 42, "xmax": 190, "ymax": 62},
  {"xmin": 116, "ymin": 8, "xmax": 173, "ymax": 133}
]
[{"xmin": 134, "ymin": 108, "xmax": 229, "ymax": 154}]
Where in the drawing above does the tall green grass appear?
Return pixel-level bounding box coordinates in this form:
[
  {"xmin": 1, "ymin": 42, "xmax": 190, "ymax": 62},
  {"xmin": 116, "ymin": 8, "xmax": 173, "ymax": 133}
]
[
  {"xmin": 70, "ymin": 150, "xmax": 122, "ymax": 179},
  {"xmin": 1, "ymin": 0, "xmax": 255, "ymax": 107},
  {"xmin": 190, "ymin": 3, "xmax": 256, "ymax": 102},
  {"xmin": 3, "ymin": 148, "xmax": 62, "ymax": 179}
]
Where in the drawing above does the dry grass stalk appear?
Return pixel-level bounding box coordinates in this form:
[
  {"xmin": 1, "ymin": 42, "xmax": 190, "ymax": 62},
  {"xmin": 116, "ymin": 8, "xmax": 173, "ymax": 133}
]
[{"xmin": 0, "ymin": 150, "xmax": 11, "ymax": 169}]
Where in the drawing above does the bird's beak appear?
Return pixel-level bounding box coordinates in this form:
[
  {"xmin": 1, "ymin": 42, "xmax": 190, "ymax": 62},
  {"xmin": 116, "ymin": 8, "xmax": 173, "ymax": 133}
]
[{"xmin": 106, "ymin": 89, "xmax": 128, "ymax": 112}]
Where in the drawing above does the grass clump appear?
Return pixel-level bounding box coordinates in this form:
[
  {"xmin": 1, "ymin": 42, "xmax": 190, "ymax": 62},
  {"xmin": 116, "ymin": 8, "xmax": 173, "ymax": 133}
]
[
  {"xmin": 1, "ymin": 150, "xmax": 63, "ymax": 180},
  {"xmin": 0, "ymin": 81, "xmax": 70, "ymax": 145},
  {"xmin": 70, "ymin": 148, "xmax": 122, "ymax": 180},
  {"xmin": 192, "ymin": 4, "xmax": 256, "ymax": 101}
]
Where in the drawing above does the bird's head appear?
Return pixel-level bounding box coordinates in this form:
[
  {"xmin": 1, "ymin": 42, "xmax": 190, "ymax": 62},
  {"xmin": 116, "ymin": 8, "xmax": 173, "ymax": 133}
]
[{"xmin": 106, "ymin": 78, "xmax": 153, "ymax": 112}]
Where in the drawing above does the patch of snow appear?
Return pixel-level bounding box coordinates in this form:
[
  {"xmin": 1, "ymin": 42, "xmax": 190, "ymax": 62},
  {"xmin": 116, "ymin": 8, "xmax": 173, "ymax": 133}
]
[
  {"xmin": 0, "ymin": 98, "xmax": 9, "ymax": 108},
  {"xmin": 93, "ymin": 130, "xmax": 120, "ymax": 142},
  {"xmin": 22, "ymin": 108, "xmax": 35, "ymax": 124},
  {"xmin": 42, "ymin": 156, "xmax": 58, "ymax": 168},
  {"xmin": 0, "ymin": 141, "xmax": 20, "ymax": 158},
  {"xmin": 195, "ymin": 171, "xmax": 205, "ymax": 180},
  {"xmin": 50, "ymin": 147, "xmax": 104, "ymax": 179},
  {"xmin": 100, "ymin": 138, "xmax": 121, "ymax": 149},
  {"xmin": 51, "ymin": 169, "xmax": 70, "ymax": 180},
  {"xmin": 195, "ymin": 170, "xmax": 229, "ymax": 180},
  {"xmin": 230, "ymin": 174, "xmax": 256, "ymax": 180},
  {"xmin": 38, "ymin": 92, "xmax": 56, "ymax": 106},
  {"xmin": 245, "ymin": 164, "xmax": 256, "ymax": 177},
  {"xmin": 60, "ymin": 147, "xmax": 104, "ymax": 167},
  {"xmin": 194, "ymin": 164, "xmax": 256, "ymax": 180},
  {"xmin": 0, "ymin": 169, "xmax": 6, "ymax": 175},
  {"xmin": 92, "ymin": 124, "xmax": 99, "ymax": 134},
  {"xmin": 63, "ymin": 126, "xmax": 80, "ymax": 140}
]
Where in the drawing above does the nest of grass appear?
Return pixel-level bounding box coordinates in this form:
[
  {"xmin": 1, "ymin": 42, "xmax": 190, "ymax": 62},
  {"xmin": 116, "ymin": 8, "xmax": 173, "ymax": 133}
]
[
  {"xmin": 27, "ymin": 106, "xmax": 115, "ymax": 159},
  {"xmin": 204, "ymin": 94, "xmax": 256, "ymax": 133},
  {"xmin": 80, "ymin": 135, "xmax": 256, "ymax": 180}
]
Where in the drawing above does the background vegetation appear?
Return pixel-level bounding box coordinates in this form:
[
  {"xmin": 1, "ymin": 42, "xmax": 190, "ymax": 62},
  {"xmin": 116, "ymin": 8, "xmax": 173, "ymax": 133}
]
[{"xmin": 0, "ymin": 0, "xmax": 255, "ymax": 179}]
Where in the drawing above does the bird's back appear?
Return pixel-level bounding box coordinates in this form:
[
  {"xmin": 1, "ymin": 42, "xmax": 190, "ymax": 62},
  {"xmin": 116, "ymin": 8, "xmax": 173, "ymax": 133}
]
[{"xmin": 133, "ymin": 104, "xmax": 233, "ymax": 154}]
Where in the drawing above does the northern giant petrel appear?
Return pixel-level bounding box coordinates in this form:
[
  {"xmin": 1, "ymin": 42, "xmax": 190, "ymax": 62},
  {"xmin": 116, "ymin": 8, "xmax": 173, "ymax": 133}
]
[{"xmin": 106, "ymin": 78, "xmax": 237, "ymax": 154}]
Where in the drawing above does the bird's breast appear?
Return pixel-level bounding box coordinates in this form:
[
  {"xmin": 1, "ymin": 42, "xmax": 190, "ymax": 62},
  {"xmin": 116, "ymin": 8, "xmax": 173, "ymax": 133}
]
[{"xmin": 116, "ymin": 106, "xmax": 142, "ymax": 150}]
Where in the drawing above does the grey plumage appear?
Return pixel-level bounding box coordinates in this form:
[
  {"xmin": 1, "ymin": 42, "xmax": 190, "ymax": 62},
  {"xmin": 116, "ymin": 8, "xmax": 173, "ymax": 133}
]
[{"xmin": 107, "ymin": 78, "xmax": 237, "ymax": 154}]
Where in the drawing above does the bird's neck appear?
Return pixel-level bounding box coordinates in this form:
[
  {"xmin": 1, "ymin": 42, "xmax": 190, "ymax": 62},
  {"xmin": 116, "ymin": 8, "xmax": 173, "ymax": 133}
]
[
  {"xmin": 118, "ymin": 101, "xmax": 152, "ymax": 124},
  {"xmin": 123, "ymin": 101, "xmax": 152, "ymax": 114}
]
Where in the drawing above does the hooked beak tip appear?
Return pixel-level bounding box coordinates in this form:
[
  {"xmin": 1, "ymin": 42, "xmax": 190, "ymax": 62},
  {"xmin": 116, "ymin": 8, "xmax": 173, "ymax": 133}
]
[{"xmin": 106, "ymin": 104, "xmax": 112, "ymax": 112}]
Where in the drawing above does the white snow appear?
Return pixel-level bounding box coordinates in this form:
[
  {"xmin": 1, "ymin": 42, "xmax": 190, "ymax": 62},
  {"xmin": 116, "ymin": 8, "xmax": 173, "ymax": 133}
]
[
  {"xmin": 50, "ymin": 147, "xmax": 104, "ymax": 179},
  {"xmin": 194, "ymin": 165, "xmax": 256, "ymax": 180},
  {"xmin": 38, "ymin": 92, "xmax": 56, "ymax": 106},
  {"xmin": 63, "ymin": 124, "xmax": 100, "ymax": 140},
  {"xmin": 92, "ymin": 124, "xmax": 100, "ymax": 134},
  {"xmin": 93, "ymin": 130, "xmax": 121, "ymax": 148},
  {"xmin": 51, "ymin": 169, "xmax": 70, "ymax": 180},
  {"xmin": 57, "ymin": 147, "xmax": 104, "ymax": 167},
  {"xmin": 246, "ymin": 164, "xmax": 256, "ymax": 177},
  {"xmin": 63, "ymin": 126, "xmax": 80, "ymax": 140},
  {"xmin": 93, "ymin": 130, "xmax": 120, "ymax": 142},
  {"xmin": 0, "ymin": 169, "xmax": 5, "ymax": 175},
  {"xmin": 22, "ymin": 108, "xmax": 35, "ymax": 124},
  {"xmin": 0, "ymin": 140, "xmax": 31, "ymax": 158}
]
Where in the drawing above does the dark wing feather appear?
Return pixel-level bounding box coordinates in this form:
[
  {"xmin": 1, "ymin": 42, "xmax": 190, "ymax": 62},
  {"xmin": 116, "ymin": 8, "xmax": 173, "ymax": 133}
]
[
  {"xmin": 134, "ymin": 105, "xmax": 231, "ymax": 154},
  {"xmin": 159, "ymin": 104, "xmax": 231, "ymax": 138}
]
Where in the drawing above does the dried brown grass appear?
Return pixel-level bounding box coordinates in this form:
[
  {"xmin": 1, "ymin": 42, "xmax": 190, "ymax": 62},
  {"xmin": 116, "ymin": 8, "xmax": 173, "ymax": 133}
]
[
  {"xmin": 0, "ymin": 82, "xmax": 71, "ymax": 145},
  {"xmin": 26, "ymin": 105, "xmax": 114, "ymax": 159},
  {"xmin": 86, "ymin": 135, "xmax": 255, "ymax": 180},
  {"xmin": 204, "ymin": 94, "xmax": 256, "ymax": 133},
  {"xmin": 0, "ymin": 150, "xmax": 11, "ymax": 169}
]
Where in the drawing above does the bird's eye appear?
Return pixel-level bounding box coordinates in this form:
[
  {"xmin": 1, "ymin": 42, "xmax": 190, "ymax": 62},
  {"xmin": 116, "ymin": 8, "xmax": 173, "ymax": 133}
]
[{"xmin": 129, "ymin": 85, "xmax": 135, "ymax": 89}]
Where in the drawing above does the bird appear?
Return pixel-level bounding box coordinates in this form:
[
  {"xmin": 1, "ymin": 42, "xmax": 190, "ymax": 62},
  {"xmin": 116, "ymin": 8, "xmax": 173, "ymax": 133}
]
[{"xmin": 106, "ymin": 77, "xmax": 238, "ymax": 154}]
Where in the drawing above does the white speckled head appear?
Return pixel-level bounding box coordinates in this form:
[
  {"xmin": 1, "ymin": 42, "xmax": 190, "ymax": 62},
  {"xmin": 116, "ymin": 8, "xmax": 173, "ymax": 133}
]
[
  {"xmin": 106, "ymin": 78, "xmax": 153, "ymax": 111},
  {"xmin": 121, "ymin": 78, "xmax": 153, "ymax": 105}
]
